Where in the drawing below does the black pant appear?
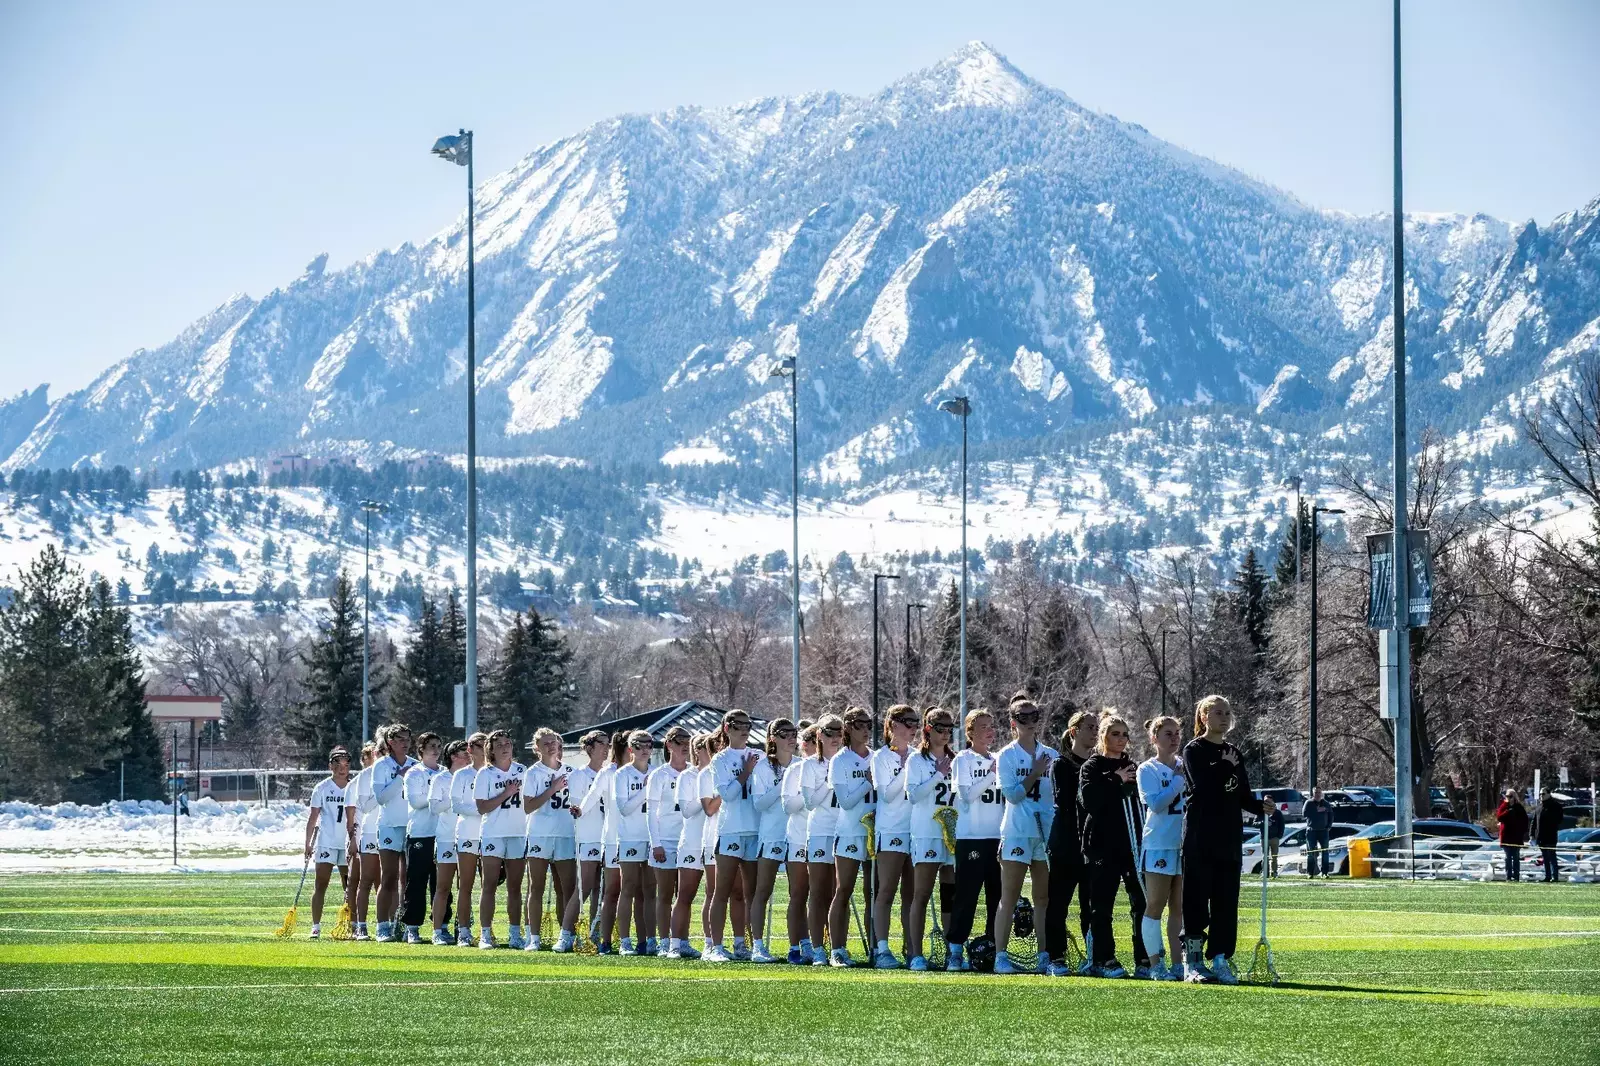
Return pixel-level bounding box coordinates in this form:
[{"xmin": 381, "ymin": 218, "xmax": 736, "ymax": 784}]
[
  {"xmin": 1086, "ymin": 854, "xmax": 1148, "ymax": 965},
  {"xmin": 403, "ymin": 836, "xmax": 439, "ymax": 928},
  {"xmin": 1542, "ymin": 847, "xmax": 1559, "ymax": 882},
  {"xmin": 1307, "ymin": 829, "xmax": 1331, "ymax": 877},
  {"xmin": 1503, "ymin": 845, "xmax": 1522, "ymax": 882},
  {"xmin": 1182, "ymin": 844, "xmax": 1240, "ymax": 960},
  {"xmin": 948, "ymin": 838, "xmax": 1001, "ymax": 945},
  {"xmin": 1044, "ymin": 834, "xmax": 1091, "ymax": 959}
]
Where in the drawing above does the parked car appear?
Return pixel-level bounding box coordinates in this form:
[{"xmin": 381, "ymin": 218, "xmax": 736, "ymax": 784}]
[
  {"xmin": 1279, "ymin": 822, "xmax": 1365, "ymax": 876},
  {"xmin": 1342, "ymin": 785, "xmax": 1396, "ymax": 805},
  {"xmin": 1353, "ymin": 818, "xmax": 1493, "ymax": 877},
  {"xmin": 1241, "ymin": 827, "xmax": 1262, "ymax": 875},
  {"xmin": 1323, "ymin": 790, "xmax": 1391, "ymax": 826},
  {"xmin": 1258, "ymin": 787, "xmax": 1306, "ymax": 819},
  {"xmin": 1428, "ymin": 787, "xmax": 1455, "ymax": 818}
]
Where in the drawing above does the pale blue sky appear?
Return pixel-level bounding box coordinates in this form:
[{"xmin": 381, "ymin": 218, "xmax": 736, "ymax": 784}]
[{"xmin": 1, "ymin": 0, "xmax": 1596, "ymax": 398}]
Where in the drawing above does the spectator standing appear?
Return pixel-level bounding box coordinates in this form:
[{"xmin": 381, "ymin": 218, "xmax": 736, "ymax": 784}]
[
  {"xmin": 1496, "ymin": 789, "xmax": 1530, "ymax": 882},
  {"xmin": 1532, "ymin": 788, "xmax": 1564, "ymax": 882},
  {"xmin": 1302, "ymin": 788, "xmax": 1333, "ymax": 878},
  {"xmin": 1265, "ymin": 803, "xmax": 1285, "ymax": 877}
]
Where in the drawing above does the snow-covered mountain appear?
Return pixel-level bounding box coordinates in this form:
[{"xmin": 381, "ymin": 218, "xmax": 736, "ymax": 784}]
[{"xmin": 4, "ymin": 42, "xmax": 1597, "ymax": 479}]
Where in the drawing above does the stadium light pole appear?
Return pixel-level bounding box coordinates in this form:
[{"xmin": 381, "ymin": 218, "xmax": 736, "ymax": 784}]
[
  {"xmin": 938, "ymin": 396, "xmax": 971, "ymax": 736},
  {"xmin": 904, "ymin": 601, "xmax": 926, "ymax": 700},
  {"xmin": 359, "ymin": 499, "xmax": 384, "ymax": 743},
  {"xmin": 1310, "ymin": 506, "xmax": 1345, "ymax": 790},
  {"xmin": 432, "ymin": 128, "xmax": 479, "ymax": 736},
  {"xmin": 872, "ymin": 573, "xmax": 901, "ymax": 743},
  {"xmin": 1388, "ymin": 0, "xmax": 1416, "ymax": 856},
  {"xmin": 770, "ymin": 355, "xmax": 801, "ymax": 726}
]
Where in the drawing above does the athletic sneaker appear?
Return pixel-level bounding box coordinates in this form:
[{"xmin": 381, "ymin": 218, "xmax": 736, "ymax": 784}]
[
  {"xmin": 911, "ymin": 955, "xmax": 932, "ymax": 972},
  {"xmin": 829, "ymin": 947, "xmax": 853, "ymax": 968},
  {"xmin": 553, "ymin": 931, "xmax": 575, "ymax": 953},
  {"xmin": 1094, "ymin": 960, "xmax": 1129, "ymax": 979},
  {"xmin": 1046, "ymin": 960, "xmax": 1071, "ymax": 977},
  {"xmin": 750, "ymin": 945, "xmax": 776, "ymax": 964},
  {"xmin": 619, "ymin": 937, "xmax": 638, "ymax": 956},
  {"xmin": 993, "ymin": 951, "xmax": 1020, "ymax": 975},
  {"xmin": 404, "ymin": 926, "xmax": 421, "ymax": 945},
  {"xmin": 947, "ymin": 945, "xmax": 969, "ymax": 972},
  {"xmin": 352, "ymin": 928, "xmax": 370, "ymax": 942},
  {"xmin": 661, "ymin": 946, "xmax": 682, "ymax": 959},
  {"xmin": 787, "ymin": 946, "xmax": 804, "ymax": 964},
  {"xmin": 1133, "ymin": 964, "xmax": 1154, "ymax": 980},
  {"xmin": 1164, "ymin": 962, "xmax": 1186, "ymax": 982},
  {"xmin": 1145, "ymin": 957, "xmax": 1170, "ymax": 981},
  {"xmin": 1184, "ymin": 957, "xmax": 1217, "ymax": 983},
  {"xmin": 733, "ymin": 944, "xmax": 751, "ymax": 962},
  {"xmin": 702, "ymin": 944, "xmax": 732, "ymax": 963},
  {"xmin": 308, "ymin": 926, "xmax": 320, "ymax": 940},
  {"xmin": 507, "ymin": 929, "xmax": 526, "ymax": 951},
  {"xmin": 431, "ymin": 930, "xmax": 452, "ymax": 946},
  {"xmin": 874, "ymin": 949, "xmax": 902, "ymax": 970},
  {"xmin": 456, "ymin": 928, "xmax": 473, "ymax": 947},
  {"xmin": 811, "ymin": 951, "xmax": 829, "ymax": 967},
  {"xmin": 678, "ymin": 942, "xmax": 702, "ymax": 960},
  {"xmin": 478, "ymin": 932, "xmax": 496, "ymax": 950},
  {"xmin": 1210, "ymin": 955, "xmax": 1238, "ymax": 985}
]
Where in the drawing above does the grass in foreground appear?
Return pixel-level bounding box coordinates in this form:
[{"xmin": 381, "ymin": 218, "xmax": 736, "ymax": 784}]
[{"xmin": 0, "ymin": 874, "xmax": 1597, "ymax": 1065}]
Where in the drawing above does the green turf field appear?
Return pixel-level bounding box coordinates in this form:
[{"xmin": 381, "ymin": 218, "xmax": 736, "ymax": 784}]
[{"xmin": 0, "ymin": 873, "xmax": 1596, "ymax": 1065}]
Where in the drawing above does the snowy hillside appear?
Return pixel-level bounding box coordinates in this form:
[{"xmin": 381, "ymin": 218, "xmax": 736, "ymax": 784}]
[{"xmin": 2, "ymin": 41, "xmax": 1594, "ymax": 485}]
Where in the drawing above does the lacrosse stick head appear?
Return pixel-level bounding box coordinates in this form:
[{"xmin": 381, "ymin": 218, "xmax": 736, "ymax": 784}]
[{"xmin": 1243, "ymin": 939, "xmax": 1281, "ymax": 985}]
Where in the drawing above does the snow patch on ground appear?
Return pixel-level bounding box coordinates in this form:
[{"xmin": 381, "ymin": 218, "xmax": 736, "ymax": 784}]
[
  {"xmin": 855, "ymin": 238, "xmax": 939, "ymax": 366},
  {"xmin": 0, "ymin": 799, "xmax": 308, "ymax": 873}
]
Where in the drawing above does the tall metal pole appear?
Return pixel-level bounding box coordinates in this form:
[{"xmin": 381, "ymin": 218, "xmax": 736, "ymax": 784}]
[
  {"xmin": 362, "ymin": 507, "xmax": 371, "ymax": 743},
  {"xmin": 1390, "ymin": 0, "xmax": 1415, "ymax": 853},
  {"xmin": 170, "ymin": 728, "xmax": 178, "ymax": 866},
  {"xmin": 789, "ymin": 364, "xmax": 801, "ymax": 726},
  {"xmin": 1310, "ymin": 510, "xmax": 1321, "ymax": 790},
  {"xmin": 872, "ymin": 573, "xmax": 900, "ymax": 743},
  {"xmin": 959, "ymin": 411, "xmax": 968, "ymax": 723},
  {"xmin": 1160, "ymin": 629, "xmax": 1168, "ymax": 717},
  {"xmin": 464, "ymin": 131, "xmax": 480, "ymax": 737}
]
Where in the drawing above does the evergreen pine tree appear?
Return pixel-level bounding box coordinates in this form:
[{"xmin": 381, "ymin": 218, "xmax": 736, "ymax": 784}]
[
  {"xmin": 484, "ymin": 608, "xmax": 575, "ymax": 736},
  {"xmin": 226, "ymin": 677, "xmax": 267, "ymax": 767},
  {"xmin": 287, "ymin": 570, "xmax": 365, "ymax": 760},
  {"xmin": 0, "ymin": 546, "xmax": 116, "ymax": 801},
  {"xmin": 1272, "ymin": 499, "xmax": 1315, "ymax": 591},
  {"xmin": 65, "ymin": 579, "xmax": 162, "ymax": 803},
  {"xmin": 390, "ymin": 594, "xmax": 456, "ymax": 735},
  {"xmin": 1233, "ymin": 549, "xmax": 1271, "ymax": 653}
]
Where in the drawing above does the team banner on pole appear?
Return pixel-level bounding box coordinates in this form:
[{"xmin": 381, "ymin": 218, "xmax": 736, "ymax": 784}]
[{"xmin": 1366, "ymin": 529, "xmax": 1432, "ymax": 629}]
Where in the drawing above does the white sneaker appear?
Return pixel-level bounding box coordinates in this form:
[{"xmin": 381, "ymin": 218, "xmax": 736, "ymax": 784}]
[
  {"xmin": 308, "ymin": 925, "xmax": 320, "ymax": 940},
  {"xmin": 456, "ymin": 928, "xmax": 473, "ymax": 947},
  {"xmin": 829, "ymin": 947, "xmax": 853, "ymax": 968},
  {"xmin": 1210, "ymin": 955, "xmax": 1238, "ymax": 985},
  {"xmin": 994, "ymin": 951, "xmax": 1019, "ymax": 975},
  {"xmin": 374, "ymin": 923, "xmax": 396, "ymax": 943},
  {"xmin": 507, "ymin": 929, "xmax": 526, "ymax": 951},
  {"xmin": 478, "ymin": 932, "xmax": 496, "ymax": 950},
  {"xmin": 404, "ymin": 927, "xmax": 421, "ymax": 945},
  {"xmin": 908, "ymin": 955, "xmax": 929, "ymax": 971},
  {"xmin": 750, "ymin": 945, "xmax": 776, "ymax": 964},
  {"xmin": 706, "ymin": 944, "xmax": 736, "ymax": 963},
  {"xmin": 431, "ymin": 930, "xmax": 452, "ymax": 946},
  {"xmin": 873, "ymin": 949, "xmax": 902, "ymax": 969},
  {"xmin": 552, "ymin": 932, "xmax": 575, "ymax": 954}
]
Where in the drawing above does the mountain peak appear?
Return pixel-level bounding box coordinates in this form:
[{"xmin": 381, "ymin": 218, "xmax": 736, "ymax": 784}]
[{"xmin": 889, "ymin": 40, "xmax": 1034, "ymax": 112}]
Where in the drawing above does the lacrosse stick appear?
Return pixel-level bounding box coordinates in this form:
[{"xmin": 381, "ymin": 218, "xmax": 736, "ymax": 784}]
[
  {"xmin": 1243, "ymin": 810, "xmax": 1281, "ymax": 985},
  {"xmin": 274, "ymin": 848, "xmax": 313, "ymax": 938}
]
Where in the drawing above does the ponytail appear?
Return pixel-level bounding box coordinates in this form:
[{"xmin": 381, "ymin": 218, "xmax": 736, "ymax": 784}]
[{"xmin": 1194, "ymin": 694, "xmax": 1231, "ymax": 739}]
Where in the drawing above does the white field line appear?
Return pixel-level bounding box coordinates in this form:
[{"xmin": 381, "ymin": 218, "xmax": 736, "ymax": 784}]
[
  {"xmin": 1277, "ymin": 930, "xmax": 1600, "ymax": 940},
  {"xmin": 0, "ymin": 975, "xmax": 788, "ymax": 995}
]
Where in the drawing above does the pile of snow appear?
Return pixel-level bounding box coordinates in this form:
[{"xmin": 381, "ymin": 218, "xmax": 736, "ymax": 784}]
[{"xmin": 0, "ymin": 798, "xmax": 309, "ymax": 873}]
